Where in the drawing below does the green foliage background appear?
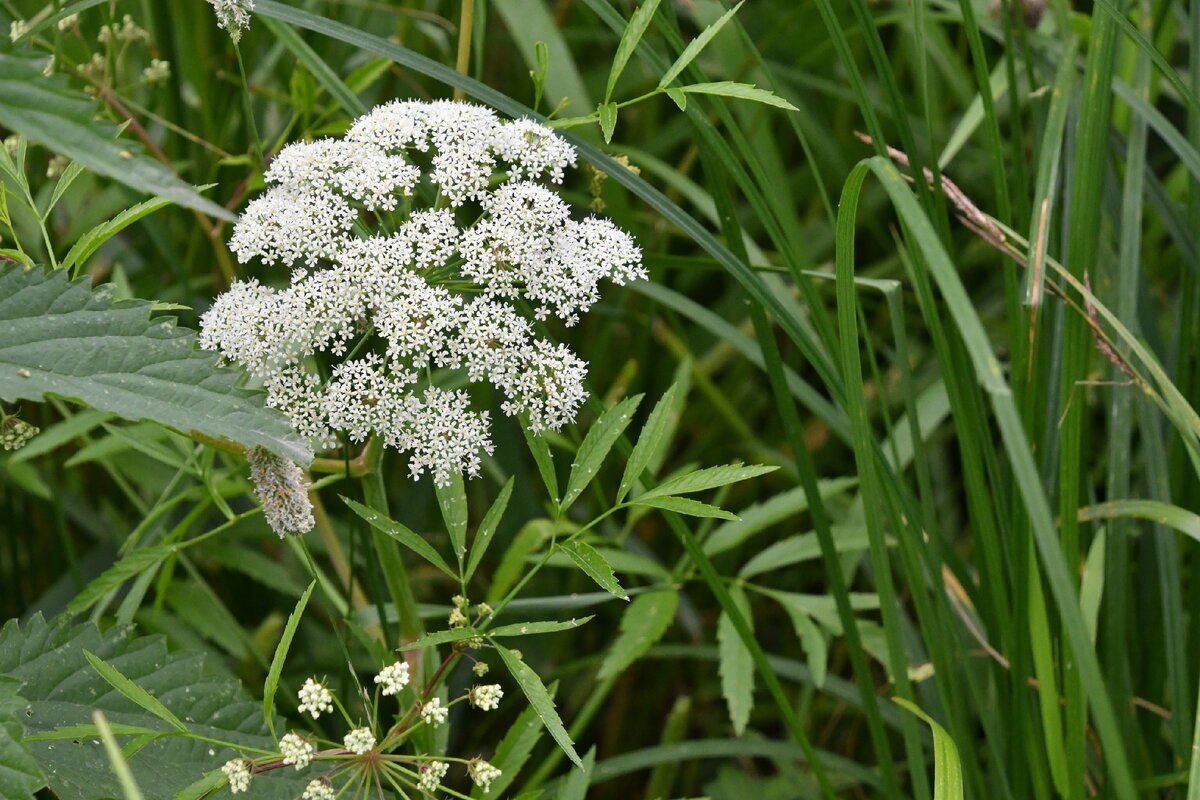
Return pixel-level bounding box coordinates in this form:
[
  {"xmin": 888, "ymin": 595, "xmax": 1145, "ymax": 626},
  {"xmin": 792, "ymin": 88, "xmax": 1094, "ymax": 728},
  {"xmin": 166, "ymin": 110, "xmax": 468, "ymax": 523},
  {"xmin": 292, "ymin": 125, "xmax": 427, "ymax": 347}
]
[{"xmin": 1, "ymin": 0, "xmax": 1199, "ymax": 798}]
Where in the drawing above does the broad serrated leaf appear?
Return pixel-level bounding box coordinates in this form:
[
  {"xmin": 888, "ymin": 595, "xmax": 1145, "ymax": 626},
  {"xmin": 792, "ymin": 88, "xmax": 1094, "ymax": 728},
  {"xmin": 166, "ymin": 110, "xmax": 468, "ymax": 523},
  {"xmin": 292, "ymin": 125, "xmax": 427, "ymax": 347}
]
[
  {"xmin": 0, "ymin": 266, "xmax": 311, "ymax": 464},
  {"xmin": 561, "ymin": 395, "xmax": 642, "ymax": 511},
  {"xmin": 630, "ymin": 495, "xmax": 738, "ymax": 520},
  {"xmin": 657, "ymin": 1, "xmax": 744, "ymax": 88},
  {"xmin": 397, "ymin": 627, "xmax": 483, "ymax": 652},
  {"xmin": 469, "ymin": 694, "xmax": 549, "ymax": 799},
  {"xmin": 639, "ymin": 463, "xmax": 776, "ymax": 500},
  {"xmin": 597, "ymin": 590, "xmax": 679, "ymax": 680},
  {"xmin": 717, "ymin": 585, "xmax": 755, "ymax": 735},
  {"xmin": 263, "ymin": 581, "xmax": 314, "ymax": 741},
  {"xmin": 60, "ymin": 197, "xmax": 174, "ymax": 273},
  {"xmin": 0, "ymin": 676, "xmax": 44, "ymax": 800},
  {"xmin": 779, "ymin": 600, "xmax": 828, "ymax": 689},
  {"xmin": 617, "ymin": 384, "xmax": 678, "ymax": 503},
  {"xmin": 679, "ymin": 81, "xmax": 798, "ymax": 111},
  {"xmin": 435, "ymin": 471, "xmax": 469, "ymax": 571},
  {"xmin": 343, "ymin": 497, "xmax": 457, "ymax": 580},
  {"xmin": 561, "ymin": 540, "xmax": 627, "ymax": 600},
  {"xmin": 82, "ymin": 652, "xmax": 187, "ymax": 733},
  {"xmin": 489, "ymin": 617, "xmax": 593, "ymax": 638},
  {"xmin": 493, "ymin": 642, "xmax": 581, "ymax": 768},
  {"xmin": 599, "ymin": 102, "xmax": 618, "ymax": 144},
  {"xmin": 522, "ymin": 423, "xmax": 559, "ymax": 500},
  {"xmin": 605, "ymin": 0, "xmax": 662, "ymax": 101},
  {"xmin": 0, "ymin": 615, "xmax": 306, "ymax": 800},
  {"xmin": 0, "ymin": 54, "xmax": 233, "ymax": 221},
  {"xmin": 466, "ymin": 478, "xmax": 514, "ymax": 583}
]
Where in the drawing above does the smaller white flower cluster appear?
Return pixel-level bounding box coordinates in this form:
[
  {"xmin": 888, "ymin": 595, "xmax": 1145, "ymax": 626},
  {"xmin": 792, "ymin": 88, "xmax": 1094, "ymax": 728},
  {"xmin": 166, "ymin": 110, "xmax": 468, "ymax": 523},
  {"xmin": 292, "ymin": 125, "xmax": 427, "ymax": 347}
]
[
  {"xmin": 302, "ymin": 779, "xmax": 335, "ymax": 800},
  {"xmin": 298, "ymin": 677, "xmax": 334, "ymax": 718},
  {"xmin": 418, "ymin": 760, "xmax": 451, "ymax": 792},
  {"xmin": 280, "ymin": 732, "xmax": 314, "ymax": 769},
  {"xmin": 468, "ymin": 684, "xmax": 504, "ymax": 711},
  {"xmin": 221, "ymin": 757, "xmax": 252, "ymax": 794},
  {"xmin": 207, "ymin": 0, "xmax": 254, "ymax": 41},
  {"xmin": 1, "ymin": 417, "xmax": 38, "ymax": 451},
  {"xmin": 246, "ymin": 446, "xmax": 314, "ymax": 536},
  {"xmin": 468, "ymin": 758, "xmax": 503, "ymax": 793},
  {"xmin": 343, "ymin": 727, "xmax": 376, "ymax": 755},
  {"xmin": 374, "ymin": 660, "xmax": 410, "ymax": 696},
  {"xmin": 420, "ymin": 697, "xmax": 449, "ymax": 727}
]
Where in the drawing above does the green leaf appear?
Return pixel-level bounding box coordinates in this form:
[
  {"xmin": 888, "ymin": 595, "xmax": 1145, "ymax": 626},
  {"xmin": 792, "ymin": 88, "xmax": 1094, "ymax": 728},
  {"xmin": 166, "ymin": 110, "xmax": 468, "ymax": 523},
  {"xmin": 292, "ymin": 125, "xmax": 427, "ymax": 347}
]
[
  {"xmin": 435, "ymin": 471, "xmax": 469, "ymax": 572},
  {"xmin": 82, "ymin": 652, "xmax": 187, "ymax": 733},
  {"xmin": 397, "ymin": 627, "xmax": 482, "ymax": 652},
  {"xmin": 666, "ymin": 87, "xmax": 687, "ymax": 111},
  {"xmin": 0, "ymin": 615, "xmax": 309, "ymax": 799},
  {"xmin": 893, "ymin": 699, "xmax": 965, "ymax": 800},
  {"xmin": 703, "ymin": 478, "xmax": 858, "ymax": 556},
  {"xmin": 679, "ymin": 81, "xmax": 798, "ymax": 111},
  {"xmin": 599, "ymin": 102, "xmax": 619, "ymax": 144},
  {"xmin": 639, "ymin": 463, "xmax": 777, "ymax": 500},
  {"xmin": 466, "ymin": 477, "xmax": 514, "ymax": 583},
  {"xmin": 488, "ymin": 520, "xmax": 552, "ymax": 603},
  {"xmin": 60, "ymin": 197, "xmax": 174, "ymax": 274},
  {"xmin": 739, "ymin": 526, "xmax": 871, "ymax": 579},
  {"xmin": 263, "ymin": 581, "xmax": 314, "ymax": 741},
  {"xmin": 617, "ymin": 384, "xmax": 678, "ymax": 503},
  {"xmin": 343, "ymin": 497, "xmax": 457, "ymax": 580},
  {"xmin": 66, "ymin": 545, "xmax": 172, "ymax": 616},
  {"xmin": 717, "ymin": 585, "xmax": 755, "ymax": 735},
  {"xmin": 92, "ymin": 711, "xmax": 145, "ymax": 800},
  {"xmin": 658, "ymin": 1, "xmax": 744, "ymax": 88},
  {"xmin": 0, "ymin": 54, "xmax": 234, "ymax": 221},
  {"xmin": 522, "ymin": 423, "xmax": 559, "ymax": 501},
  {"xmin": 491, "ymin": 0, "xmax": 592, "ymax": 114},
  {"xmin": 629, "ymin": 495, "xmax": 737, "ymax": 520},
  {"xmin": 493, "ymin": 641, "xmax": 581, "ymax": 768},
  {"xmin": 597, "ymin": 591, "xmax": 679, "ymax": 681},
  {"xmin": 560, "ymin": 394, "xmax": 642, "ymax": 511},
  {"xmin": 489, "ymin": 617, "xmax": 594, "ymax": 638},
  {"xmin": 0, "ymin": 677, "xmax": 45, "ymax": 800},
  {"xmin": 0, "ymin": 266, "xmax": 312, "ymax": 465},
  {"xmin": 561, "ymin": 540, "xmax": 627, "ymax": 600},
  {"xmin": 555, "ymin": 745, "xmax": 596, "ymax": 800},
  {"xmin": 605, "ymin": 0, "xmax": 662, "ymax": 102}
]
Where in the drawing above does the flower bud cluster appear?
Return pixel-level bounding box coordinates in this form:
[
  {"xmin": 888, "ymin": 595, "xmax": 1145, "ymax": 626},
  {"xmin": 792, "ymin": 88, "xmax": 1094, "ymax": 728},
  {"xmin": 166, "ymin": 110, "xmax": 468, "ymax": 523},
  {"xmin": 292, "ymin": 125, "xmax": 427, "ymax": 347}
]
[{"xmin": 202, "ymin": 100, "xmax": 644, "ymax": 487}]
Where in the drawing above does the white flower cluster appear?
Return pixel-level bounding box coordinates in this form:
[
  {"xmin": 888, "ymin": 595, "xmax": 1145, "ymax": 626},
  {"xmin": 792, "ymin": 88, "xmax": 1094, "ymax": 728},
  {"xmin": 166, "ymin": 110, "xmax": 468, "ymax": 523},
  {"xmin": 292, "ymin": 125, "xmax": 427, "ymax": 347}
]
[
  {"xmin": 468, "ymin": 684, "xmax": 504, "ymax": 711},
  {"xmin": 343, "ymin": 727, "xmax": 376, "ymax": 755},
  {"xmin": 374, "ymin": 660, "xmax": 410, "ymax": 696},
  {"xmin": 207, "ymin": 0, "xmax": 254, "ymax": 41},
  {"xmin": 202, "ymin": 100, "xmax": 644, "ymax": 487},
  {"xmin": 418, "ymin": 760, "xmax": 450, "ymax": 792},
  {"xmin": 298, "ymin": 677, "xmax": 334, "ymax": 718},
  {"xmin": 420, "ymin": 697, "xmax": 448, "ymax": 726},
  {"xmin": 1, "ymin": 417, "xmax": 38, "ymax": 451},
  {"xmin": 468, "ymin": 758, "xmax": 503, "ymax": 793},
  {"xmin": 303, "ymin": 779, "xmax": 335, "ymax": 800},
  {"xmin": 280, "ymin": 732, "xmax": 315, "ymax": 769},
  {"xmin": 221, "ymin": 758, "xmax": 252, "ymax": 794}
]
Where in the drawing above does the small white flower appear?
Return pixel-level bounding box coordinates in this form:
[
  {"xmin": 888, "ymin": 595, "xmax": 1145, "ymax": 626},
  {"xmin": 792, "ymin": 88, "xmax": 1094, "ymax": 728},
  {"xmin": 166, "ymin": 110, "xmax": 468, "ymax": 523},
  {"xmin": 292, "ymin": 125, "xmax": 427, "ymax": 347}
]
[
  {"xmin": 221, "ymin": 758, "xmax": 252, "ymax": 794},
  {"xmin": 56, "ymin": 13, "xmax": 79, "ymax": 31},
  {"xmin": 472, "ymin": 661, "xmax": 490, "ymax": 677},
  {"xmin": 280, "ymin": 731, "xmax": 314, "ymax": 769},
  {"xmin": 374, "ymin": 661, "xmax": 410, "ymax": 696},
  {"xmin": 298, "ymin": 677, "xmax": 334, "ymax": 718},
  {"xmin": 302, "ymin": 778, "xmax": 336, "ymax": 800},
  {"xmin": 343, "ymin": 727, "xmax": 376, "ymax": 755},
  {"xmin": 142, "ymin": 58, "xmax": 171, "ymax": 84},
  {"xmin": 207, "ymin": 0, "xmax": 255, "ymax": 41},
  {"xmin": 9, "ymin": 19, "xmax": 29, "ymax": 42},
  {"xmin": 468, "ymin": 758, "xmax": 502, "ymax": 793},
  {"xmin": 418, "ymin": 760, "xmax": 450, "ymax": 792},
  {"xmin": 420, "ymin": 698, "xmax": 448, "ymax": 727},
  {"xmin": 469, "ymin": 684, "xmax": 504, "ymax": 711}
]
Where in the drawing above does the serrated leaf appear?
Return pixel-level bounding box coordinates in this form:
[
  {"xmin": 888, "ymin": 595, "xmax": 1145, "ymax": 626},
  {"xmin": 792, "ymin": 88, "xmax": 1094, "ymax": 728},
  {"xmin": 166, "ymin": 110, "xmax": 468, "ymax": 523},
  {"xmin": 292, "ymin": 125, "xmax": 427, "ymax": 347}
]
[
  {"xmin": 66, "ymin": 545, "xmax": 172, "ymax": 615},
  {"xmin": 597, "ymin": 591, "xmax": 678, "ymax": 680},
  {"xmin": 60, "ymin": 197, "xmax": 174, "ymax": 273},
  {"xmin": 717, "ymin": 585, "xmax": 754, "ymax": 735},
  {"xmin": 617, "ymin": 384, "xmax": 678, "ymax": 503},
  {"xmin": 522, "ymin": 423, "xmax": 559, "ymax": 501},
  {"xmin": 343, "ymin": 497, "xmax": 457, "ymax": 580},
  {"xmin": 0, "ymin": 54, "xmax": 233, "ymax": 221},
  {"xmin": 599, "ymin": 102, "xmax": 618, "ymax": 144},
  {"xmin": 467, "ymin": 477, "xmax": 514, "ymax": 583},
  {"xmin": 739, "ymin": 525, "xmax": 870, "ymax": 579},
  {"xmin": 630, "ymin": 495, "xmax": 738, "ymax": 520},
  {"xmin": 0, "ymin": 676, "xmax": 45, "ymax": 800},
  {"xmin": 666, "ymin": 87, "xmax": 687, "ymax": 111},
  {"xmin": 493, "ymin": 641, "xmax": 581, "ymax": 768},
  {"xmin": 639, "ymin": 463, "xmax": 776, "ymax": 500},
  {"xmin": 679, "ymin": 80, "xmax": 798, "ymax": 111},
  {"xmin": 0, "ymin": 266, "xmax": 312, "ymax": 465},
  {"xmin": 489, "ymin": 617, "xmax": 593, "ymax": 637},
  {"xmin": 658, "ymin": 1, "xmax": 744, "ymax": 88},
  {"xmin": 561, "ymin": 395, "xmax": 642, "ymax": 511},
  {"xmin": 561, "ymin": 540, "xmax": 627, "ymax": 600},
  {"xmin": 83, "ymin": 652, "xmax": 187, "ymax": 733},
  {"xmin": 263, "ymin": 581, "xmax": 314, "ymax": 741},
  {"xmin": 0, "ymin": 615, "xmax": 307, "ymax": 800},
  {"xmin": 488, "ymin": 520, "xmax": 553, "ymax": 603},
  {"xmin": 703, "ymin": 478, "xmax": 858, "ymax": 556},
  {"xmin": 775, "ymin": 599, "xmax": 828, "ymax": 689},
  {"xmin": 605, "ymin": 0, "xmax": 662, "ymax": 102},
  {"xmin": 555, "ymin": 745, "xmax": 596, "ymax": 800},
  {"xmin": 397, "ymin": 627, "xmax": 482, "ymax": 652},
  {"xmin": 435, "ymin": 471, "xmax": 469, "ymax": 571}
]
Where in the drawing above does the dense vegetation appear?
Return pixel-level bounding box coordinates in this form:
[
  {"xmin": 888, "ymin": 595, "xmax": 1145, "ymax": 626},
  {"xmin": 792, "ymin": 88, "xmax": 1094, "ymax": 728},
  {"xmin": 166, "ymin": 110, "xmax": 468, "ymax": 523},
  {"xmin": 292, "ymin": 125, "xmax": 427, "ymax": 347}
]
[{"xmin": 1, "ymin": 0, "xmax": 1199, "ymax": 798}]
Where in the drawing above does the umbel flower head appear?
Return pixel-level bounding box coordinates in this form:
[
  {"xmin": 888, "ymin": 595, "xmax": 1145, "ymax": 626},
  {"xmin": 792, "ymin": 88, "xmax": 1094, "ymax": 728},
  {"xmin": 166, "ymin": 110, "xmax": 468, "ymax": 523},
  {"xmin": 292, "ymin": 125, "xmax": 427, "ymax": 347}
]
[
  {"xmin": 207, "ymin": 0, "xmax": 254, "ymax": 41},
  {"xmin": 202, "ymin": 100, "xmax": 644, "ymax": 487}
]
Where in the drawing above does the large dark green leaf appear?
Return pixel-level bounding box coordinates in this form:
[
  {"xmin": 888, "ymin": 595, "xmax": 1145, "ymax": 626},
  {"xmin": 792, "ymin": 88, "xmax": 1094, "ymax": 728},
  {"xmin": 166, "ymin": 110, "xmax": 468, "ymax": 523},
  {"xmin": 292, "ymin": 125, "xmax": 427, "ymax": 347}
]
[
  {"xmin": 0, "ymin": 614, "xmax": 306, "ymax": 799},
  {"xmin": 0, "ymin": 53, "xmax": 233, "ymax": 221},
  {"xmin": 0, "ymin": 266, "xmax": 311, "ymax": 464},
  {"xmin": 0, "ymin": 677, "xmax": 43, "ymax": 800}
]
